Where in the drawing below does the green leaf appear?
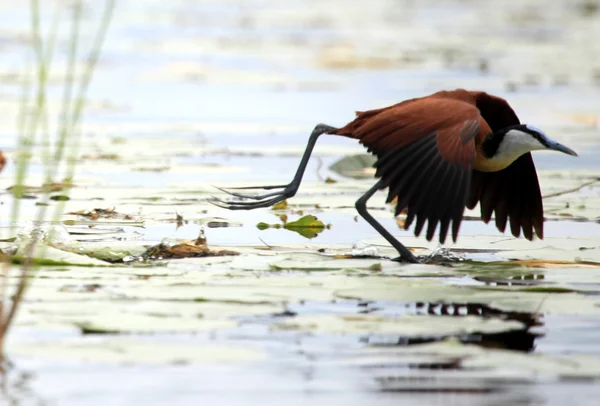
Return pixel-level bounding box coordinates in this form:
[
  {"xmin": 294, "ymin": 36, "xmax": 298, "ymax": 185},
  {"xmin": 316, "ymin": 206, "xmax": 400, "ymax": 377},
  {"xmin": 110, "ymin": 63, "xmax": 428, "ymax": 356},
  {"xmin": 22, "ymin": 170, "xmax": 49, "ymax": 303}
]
[
  {"xmin": 255, "ymin": 215, "xmax": 327, "ymax": 239},
  {"xmin": 284, "ymin": 215, "xmax": 327, "ymax": 239},
  {"xmin": 256, "ymin": 222, "xmax": 271, "ymax": 230},
  {"xmin": 271, "ymin": 200, "xmax": 288, "ymax": 210}
]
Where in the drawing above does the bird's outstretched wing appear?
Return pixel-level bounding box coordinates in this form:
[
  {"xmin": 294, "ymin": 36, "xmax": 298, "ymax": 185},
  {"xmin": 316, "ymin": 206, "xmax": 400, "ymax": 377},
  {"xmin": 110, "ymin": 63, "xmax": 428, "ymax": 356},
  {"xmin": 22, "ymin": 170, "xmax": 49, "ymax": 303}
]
[
  {"xmin": 333, "ymin": 90, "xmax": 491, "ymax": 243},
  {"xmin": 467, "ymin": 91, "xmax": 544, "ymax": 240},
  {"xmin": 468, "ymin": 153, "xmax": 543, "ymax": 241}
]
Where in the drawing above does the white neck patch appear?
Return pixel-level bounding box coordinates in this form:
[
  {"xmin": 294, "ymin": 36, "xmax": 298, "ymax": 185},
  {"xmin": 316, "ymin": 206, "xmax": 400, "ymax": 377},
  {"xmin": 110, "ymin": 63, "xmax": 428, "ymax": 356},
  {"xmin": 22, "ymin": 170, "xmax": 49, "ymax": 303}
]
[{"xmin": 492, "ymin": 129, "xmax": 546, "ymax": 165}]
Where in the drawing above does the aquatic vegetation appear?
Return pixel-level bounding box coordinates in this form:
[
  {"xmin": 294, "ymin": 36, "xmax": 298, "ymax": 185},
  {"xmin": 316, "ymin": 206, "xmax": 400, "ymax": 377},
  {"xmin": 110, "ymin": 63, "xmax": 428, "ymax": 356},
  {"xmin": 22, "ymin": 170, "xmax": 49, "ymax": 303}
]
[
  {"xmin": 0, "ymin": 0, "xmax": 115, "ymax": 365},
  {"xmin": 257, "ymin": 214, "xmax": 330, "ymax": 239},
  {"xmin": 1, "ymin": 0, "xmax": 600, "ymax": 403}
]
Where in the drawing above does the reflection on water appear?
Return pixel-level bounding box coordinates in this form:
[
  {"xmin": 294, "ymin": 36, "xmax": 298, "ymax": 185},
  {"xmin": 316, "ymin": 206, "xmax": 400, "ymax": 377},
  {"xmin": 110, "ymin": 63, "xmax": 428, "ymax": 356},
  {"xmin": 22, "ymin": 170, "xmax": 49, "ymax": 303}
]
[{"xmin": 359, "ymin": 301, "xmax": 540, "ymax": 352}]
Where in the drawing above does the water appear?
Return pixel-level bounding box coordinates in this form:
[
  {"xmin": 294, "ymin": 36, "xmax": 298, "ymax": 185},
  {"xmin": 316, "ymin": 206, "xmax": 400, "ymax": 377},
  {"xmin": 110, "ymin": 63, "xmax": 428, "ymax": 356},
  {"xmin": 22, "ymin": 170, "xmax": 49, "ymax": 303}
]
[{"xmin": 2, "ymin": 0, "xmax": 600, "ymax": 404}]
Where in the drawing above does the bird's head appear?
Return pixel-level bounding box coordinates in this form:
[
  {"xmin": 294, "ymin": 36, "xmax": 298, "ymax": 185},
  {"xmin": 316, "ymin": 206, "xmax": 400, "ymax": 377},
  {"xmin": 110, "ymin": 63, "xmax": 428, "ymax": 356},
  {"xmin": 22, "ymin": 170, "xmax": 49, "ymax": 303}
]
[
  {"xmin": 485, "ymin": 124, "xmax": 578, "ymax": 165},
  {"xmin": 508, "ymin": 124, "xmax": 578, "ymax": 156}
]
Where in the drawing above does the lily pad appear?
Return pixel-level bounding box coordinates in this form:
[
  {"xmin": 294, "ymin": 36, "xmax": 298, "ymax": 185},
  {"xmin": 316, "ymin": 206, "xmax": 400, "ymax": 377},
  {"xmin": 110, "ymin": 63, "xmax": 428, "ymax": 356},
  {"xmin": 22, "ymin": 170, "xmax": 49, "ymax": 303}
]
[
  {"xmin": 270, "ymin": 314, "xmax": 525, "ymax": 336},
  {"xmin": 329, "ymin": 154, "xmax": 377, "ymax": 179},
  {"xmin": 13, "ymin": 244, "xmax": 112, "ymax": 267},
  {"xmin": 8, "ymin": 338, "xmax": 264, "ymax": 365}
]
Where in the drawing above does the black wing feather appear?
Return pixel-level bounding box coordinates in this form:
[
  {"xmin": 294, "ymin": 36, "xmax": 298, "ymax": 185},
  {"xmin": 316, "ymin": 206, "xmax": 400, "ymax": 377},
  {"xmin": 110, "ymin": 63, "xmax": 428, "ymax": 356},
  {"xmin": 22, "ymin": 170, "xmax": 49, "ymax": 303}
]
[
  {"xmin": 468, "ymin": 153, "xmax": 543, "ymax": 240},
  {"xmin": 375, "ymin": 132, "xmax": 473, "ymax": 243}
]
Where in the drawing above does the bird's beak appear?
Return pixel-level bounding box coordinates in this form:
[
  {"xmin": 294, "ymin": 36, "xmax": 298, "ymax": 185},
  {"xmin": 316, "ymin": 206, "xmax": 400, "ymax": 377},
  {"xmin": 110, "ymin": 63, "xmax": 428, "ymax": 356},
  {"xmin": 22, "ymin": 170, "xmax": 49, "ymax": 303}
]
[{"xmin": 546, "ymin": 139, "xmax": 578, "ymax": 157}]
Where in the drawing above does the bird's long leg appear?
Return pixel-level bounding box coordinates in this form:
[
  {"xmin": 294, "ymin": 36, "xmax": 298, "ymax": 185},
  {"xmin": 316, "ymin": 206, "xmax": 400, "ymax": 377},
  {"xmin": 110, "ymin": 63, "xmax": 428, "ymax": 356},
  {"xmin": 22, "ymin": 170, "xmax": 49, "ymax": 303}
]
[
  {"xmin": 210, "ymin": 124, "xmax": 338, "ymax": 209},
  {"xmin": 355, "ymin": 180, "xmax": 419, "ymax": 263}
]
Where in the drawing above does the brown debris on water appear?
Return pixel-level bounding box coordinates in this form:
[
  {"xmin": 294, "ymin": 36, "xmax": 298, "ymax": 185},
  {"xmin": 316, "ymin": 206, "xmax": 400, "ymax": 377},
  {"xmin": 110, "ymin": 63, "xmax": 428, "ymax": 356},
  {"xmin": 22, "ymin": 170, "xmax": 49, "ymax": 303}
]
[
  {"xmin": 68, "ymin": 207, "xmax": 133, "ymax": 221},
  {"xmin": 142, "ymin": 242, "xmax": 239, "ymax": 260},
  {"xmin": 141, "ymin": 230, "xmax": 238, "ymax": 260}
]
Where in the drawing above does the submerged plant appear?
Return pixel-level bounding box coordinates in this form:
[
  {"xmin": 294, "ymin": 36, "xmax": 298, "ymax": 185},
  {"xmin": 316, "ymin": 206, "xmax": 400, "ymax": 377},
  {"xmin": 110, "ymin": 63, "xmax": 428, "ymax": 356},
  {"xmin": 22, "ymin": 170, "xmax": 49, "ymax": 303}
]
[{"xmin": 0, "ymin": 0, "xmax": 115, "ymax": 367}]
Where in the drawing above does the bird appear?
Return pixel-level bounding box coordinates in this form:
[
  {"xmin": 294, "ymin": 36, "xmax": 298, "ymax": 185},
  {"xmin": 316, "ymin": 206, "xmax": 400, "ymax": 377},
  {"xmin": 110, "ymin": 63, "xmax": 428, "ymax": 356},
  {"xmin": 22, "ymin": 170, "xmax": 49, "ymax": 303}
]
[{"xmin": 210, "ymin": 89, "xmax": 578, "ymax": 263}]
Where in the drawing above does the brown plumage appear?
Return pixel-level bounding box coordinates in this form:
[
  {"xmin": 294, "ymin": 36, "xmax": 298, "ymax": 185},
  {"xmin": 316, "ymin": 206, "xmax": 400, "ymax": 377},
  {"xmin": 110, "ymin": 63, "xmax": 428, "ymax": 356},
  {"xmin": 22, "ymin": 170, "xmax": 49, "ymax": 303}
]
[
  {"xmin": 330, "ymin": 89, "xmax": 541, "ymax": 244},
  {"xmin": 212, "ymin": 89, "xmax": 577, "ymax": 263}
]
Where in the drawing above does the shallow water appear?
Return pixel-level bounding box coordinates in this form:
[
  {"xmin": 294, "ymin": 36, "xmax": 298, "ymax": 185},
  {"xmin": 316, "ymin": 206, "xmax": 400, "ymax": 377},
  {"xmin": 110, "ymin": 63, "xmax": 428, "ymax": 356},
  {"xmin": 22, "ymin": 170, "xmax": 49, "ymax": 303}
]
[{"xmin": 2, "ymin": 0, "xmax": 600, "ymax": 404}]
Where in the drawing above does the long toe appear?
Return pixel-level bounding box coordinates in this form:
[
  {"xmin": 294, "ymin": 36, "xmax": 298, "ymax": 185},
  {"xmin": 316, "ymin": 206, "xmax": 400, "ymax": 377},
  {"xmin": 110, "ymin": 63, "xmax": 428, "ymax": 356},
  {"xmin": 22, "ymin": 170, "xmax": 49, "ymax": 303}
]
[
  {"xmin": 214, "ymin": 186, "xmax": 290, "ymax": 201},
  {"xmin": 207, "ymin": 195, "xmax": 288, "ymax": 210}
]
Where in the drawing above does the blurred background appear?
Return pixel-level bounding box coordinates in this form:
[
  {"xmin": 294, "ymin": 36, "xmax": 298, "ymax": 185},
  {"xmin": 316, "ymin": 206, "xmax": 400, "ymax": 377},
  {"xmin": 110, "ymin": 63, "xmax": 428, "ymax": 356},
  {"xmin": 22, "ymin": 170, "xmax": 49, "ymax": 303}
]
[{"xmin": 1, "ymin": 0, "xmax": 599, "ymax": 191}]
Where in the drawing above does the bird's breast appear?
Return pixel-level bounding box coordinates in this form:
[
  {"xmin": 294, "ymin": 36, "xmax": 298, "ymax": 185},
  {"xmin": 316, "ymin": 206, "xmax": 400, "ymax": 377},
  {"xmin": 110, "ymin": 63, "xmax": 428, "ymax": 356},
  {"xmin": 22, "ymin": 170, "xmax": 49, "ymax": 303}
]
[{"xmin": 473, "ymin": 149, "xmax": 515, "ymax": 172}]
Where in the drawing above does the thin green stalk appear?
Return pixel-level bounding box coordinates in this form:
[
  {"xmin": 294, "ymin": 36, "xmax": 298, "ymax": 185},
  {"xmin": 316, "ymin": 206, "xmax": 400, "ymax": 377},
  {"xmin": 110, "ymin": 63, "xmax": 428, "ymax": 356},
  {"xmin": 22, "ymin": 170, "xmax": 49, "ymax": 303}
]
[
  {"xmin": 68, "ymin": 0, "xmax": 116, "ymax": 131},
  {"xmin": 15, "ymin": 62, "xmax": 33, "ymax": 172},
  {"xmin": 10, "ymin": 0, "xmax": 49, "ymax": 219},
  {"xmin": 1, "ymin": 60, "xmax": 33, "ymax": 322},
  {"xmin": 13, "ymin": 0, "xmax": 84, "ymax": 290},
  {"xmin": 1, "ymin": 0, "xmax": 46, "ymax": 347},
  {"xmin": 12, "ymin": 0, "xmax": 61, "ymax": 202},
  {"xmin": 40, "ymin": 2, "xmax": 64, "ymax": 179},
  {"xmin": 6, "ymin": 0, "xmax": 115, "ymax": 335},
  {"xmin": 48, "ymin": 0, "xmax": 82, "ymax": 186},
  {"xmin": 0, "ymin": 0, "xmax": 116, "ymax": 358},
  {"xmin": 53, "ymin": 0, "xmax": 116, "ymax": 223}
]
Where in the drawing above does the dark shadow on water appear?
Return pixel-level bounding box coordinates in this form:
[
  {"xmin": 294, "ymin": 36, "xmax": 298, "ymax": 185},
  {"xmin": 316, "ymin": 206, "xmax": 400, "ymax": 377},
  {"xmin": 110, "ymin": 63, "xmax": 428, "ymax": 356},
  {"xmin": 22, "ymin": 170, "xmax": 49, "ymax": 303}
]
[
  {"xmin": 361, "ymin": 302, "xmax": 542, "ymax": 353},
  {"xmin": 253, "ymin": 300, "xmax": 543, "ymax": 354}
]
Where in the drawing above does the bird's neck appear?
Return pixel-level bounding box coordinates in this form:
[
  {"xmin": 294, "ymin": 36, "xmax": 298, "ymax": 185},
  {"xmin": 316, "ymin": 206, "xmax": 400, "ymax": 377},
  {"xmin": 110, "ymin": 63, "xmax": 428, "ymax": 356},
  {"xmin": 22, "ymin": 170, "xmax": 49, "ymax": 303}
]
[
  {"xmin": 480, "ymin": 131, "xmax": 504, "ymax": 159},
  {"xmin": 477, "ymin": 129, "xmax": 541, "ymax": 172}
]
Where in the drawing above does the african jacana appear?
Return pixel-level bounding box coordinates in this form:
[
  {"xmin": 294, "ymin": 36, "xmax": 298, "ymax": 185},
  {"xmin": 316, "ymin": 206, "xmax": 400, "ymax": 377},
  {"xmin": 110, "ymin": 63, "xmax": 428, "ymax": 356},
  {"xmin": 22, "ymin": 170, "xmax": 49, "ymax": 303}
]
[{"xmin": 211, "ymin": 89, "xmax": 577, "ymax": 263}]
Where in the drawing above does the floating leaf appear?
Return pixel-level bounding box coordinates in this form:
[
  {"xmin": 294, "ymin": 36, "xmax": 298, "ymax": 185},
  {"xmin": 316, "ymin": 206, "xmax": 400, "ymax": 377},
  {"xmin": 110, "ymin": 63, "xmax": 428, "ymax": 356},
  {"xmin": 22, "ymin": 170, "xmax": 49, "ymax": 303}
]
[
  {"xmin": 7, "ymin": 182, "xmax": 73, "ymax": 196},
  {"xmin": 500, "ymin": 259, "xmax": 600, "ymax": 268},
  {"xmin": 271, "ymin": 200, "xmax": 288, "ymax": 210},
  {"xmin": 195, "ymin": 217, "xmax": 243, "ymax": 228},
  {"xmin": 270, "ymin": 314, "xmax": 525, "ymax": 336},
  {"xmin": 285, "ymin": 215, "xmax": 325, "ymax": 228},
  {"xmin": 9, "ymin": 338, "xmax": 264, "ymax": 365},
  {"xmin": 256, "ymin": 215, "xmax": 329, "ymax": 239},
  {"xmin": 256, "ymin": 222, "xmax": 274, "ymax": 231},
  {"xmin": 284, "ymin": 215, "xmax": 328, "ymax": 239},
  {"xmin": 12, "ymin": 244, "xmax": 112, "ymax": 267},
  {"xmin": 329, "ymin": 154, "xmax": 376, "ymax": 179},
  {"xmin": 268, "ymin": 253, "xmax": 383, "ymax": 271}
]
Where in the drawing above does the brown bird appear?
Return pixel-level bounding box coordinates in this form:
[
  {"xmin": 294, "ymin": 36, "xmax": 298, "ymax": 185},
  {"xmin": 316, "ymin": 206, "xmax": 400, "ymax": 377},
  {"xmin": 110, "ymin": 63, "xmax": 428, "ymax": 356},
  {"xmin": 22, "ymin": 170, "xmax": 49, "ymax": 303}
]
[{"xmin": 211, "ymin": 89, "xmax": 578, "ymax": 263}]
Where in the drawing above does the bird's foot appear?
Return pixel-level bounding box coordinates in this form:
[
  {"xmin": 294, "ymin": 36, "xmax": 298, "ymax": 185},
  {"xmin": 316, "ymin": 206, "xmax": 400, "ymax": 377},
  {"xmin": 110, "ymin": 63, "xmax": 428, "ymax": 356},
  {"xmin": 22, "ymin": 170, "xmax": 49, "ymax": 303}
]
[
  {"xmin": 209, "ymin": 183, "xmax": 295, "ymax": 210},
  {"xmin": 391, "ymin": 253, "xmax": 421, "ymax": 264},
  {"xmin": 213, "ymin": 184, "xmax": 290, "ymax": 200}
]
